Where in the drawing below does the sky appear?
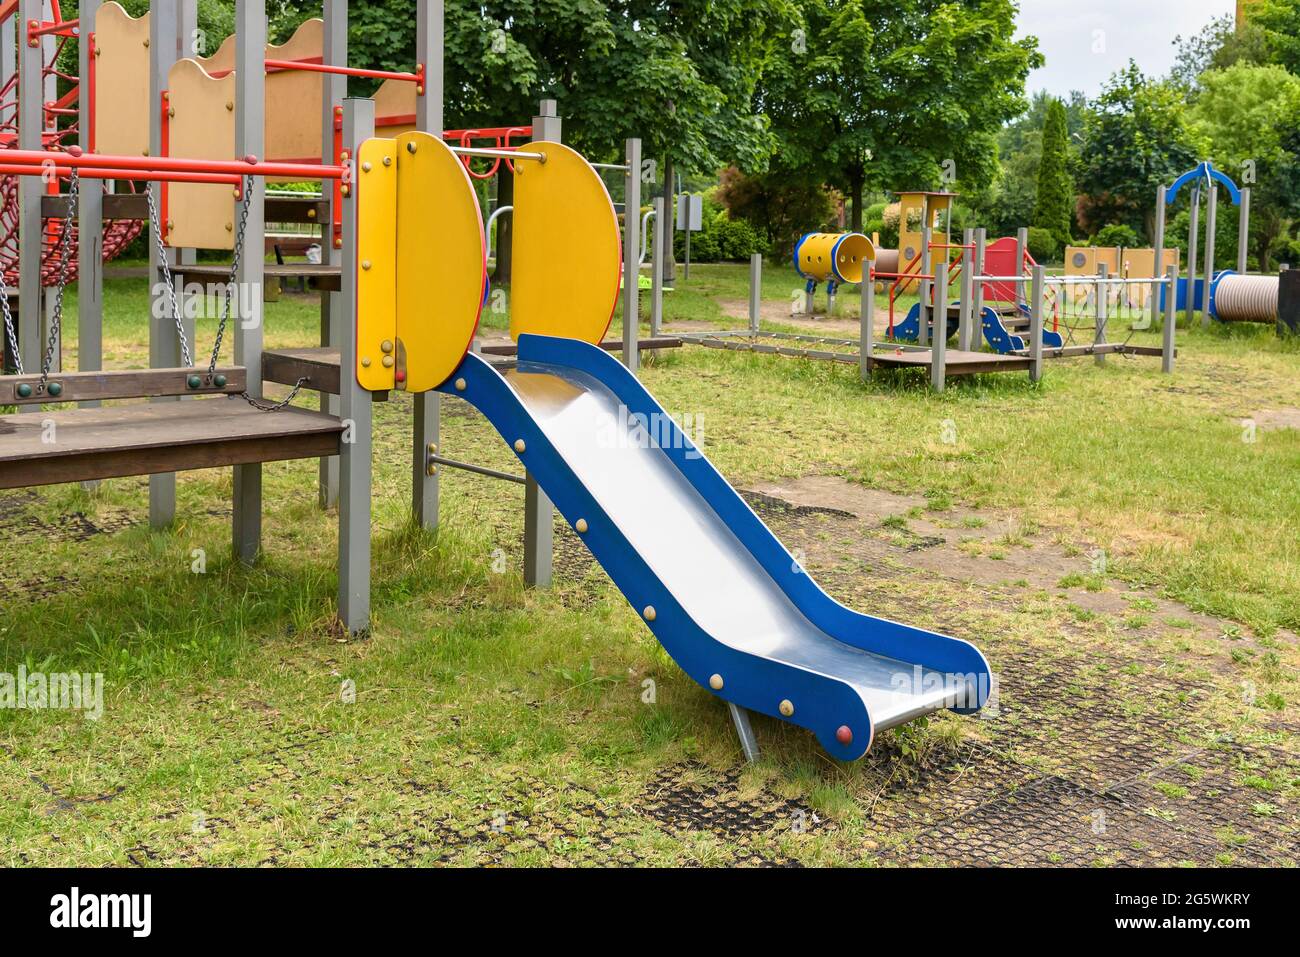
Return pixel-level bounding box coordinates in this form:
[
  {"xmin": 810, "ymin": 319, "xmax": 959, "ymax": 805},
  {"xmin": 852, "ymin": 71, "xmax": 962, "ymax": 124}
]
[{"xmin": 1015, "ymin": 0, "xmax": 1236, "ymax": 99}]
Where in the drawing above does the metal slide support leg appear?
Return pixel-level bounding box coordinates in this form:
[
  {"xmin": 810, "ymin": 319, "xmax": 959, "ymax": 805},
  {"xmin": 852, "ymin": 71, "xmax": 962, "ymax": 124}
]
[
  {"xmin": 918, "ymin": 227, "xmax": 932, "ymax": 347},
  {"xmin": 1162, "ymin": 264, "xmax": 1177, "ymax": 374},
  {"xmin": 650, "ymin": 199, "xmax": 664, "ymax": 336},
  {"xmin": 972, "ymin": 228, "xmax": 986, "ymax": 351},
  {"xmin": 1146, "ymin": 185, "xmax": 1166, "ymax": 330},
  {"xmin": 1203, "ymin": 183, "xmax": 1217, "ymax": 329},
  {"xmin": 1095, "ymin": 263, "xmax": 1108, "ymax": 366},
  {"xmin": 519, "ymin": 96, "xmax": 561, "ymax": 587},
  {"xmin": 232, "ymin": 0, "xmax": 267, "ymax": 562},
  {"xmin": 318, "ymin": 0, "xmax": 347, "ymax": 509},
  {"xmin": 931, "ymin": 249, "xmax": 948, "ymax": 392},
  {"xmin": 338, "ymin": 97, "xmax": 375, "ymax": 635},
  {"xmin": 958, "ymin": 227, "xmax": 974, "ymax": 351},
  {"xmin": 622, "ymin": 138, "xmax": 641, "ymax": 371},
  {"xmin": 1237, "ymin": 188, "xmax": 1250, "ymax": 274},
  {"xmin": 1015, "ymin": 226, "xmax": 1029, "ymax": 312},
  {"xmin": 147, "ymin": 0, "xmax": 181, "ymax": 523},
  {"xmin": 523, "ymin": 475, "xmax": 553, "ymax": 588},
  {"xmin": 1186, "ymin": 188, "xmax": 1200, "ymax": 326},
  {"xmin": 749, "ymin": 253, "xmax": 761, "ymax": 335},
  {"xmin": 728, "ymin": 703, "xmax": 760, "ymax": 763},
  {"xmin": 78, "ymin": 0, "xmax": 104, "ymax": 489},
  {"xmin": 411, "ymin": 0, "xmax": 443, "ymax": 530},
  {"xmin": 1029, "ymin": 266, "xmax": 1045, "ymax": 383},
  {"xmin": 860, "ymin": 257, "xmax": 875, "ymax": 382}
]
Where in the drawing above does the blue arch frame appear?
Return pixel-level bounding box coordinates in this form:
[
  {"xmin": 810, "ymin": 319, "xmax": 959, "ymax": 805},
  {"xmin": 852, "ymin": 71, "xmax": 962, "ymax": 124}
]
[{"xmin": 1165, "ymin": 161, "xmax": 1242, "ymax": 206}]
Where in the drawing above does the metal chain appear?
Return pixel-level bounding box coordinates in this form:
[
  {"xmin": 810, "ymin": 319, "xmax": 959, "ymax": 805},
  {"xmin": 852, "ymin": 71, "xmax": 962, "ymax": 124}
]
[
  {"xmin": 37, "ymin": 168, "xmax": 81, "ymax": 393},
  {"xmin": 208, "ymin": 174, "xmax": 254, "ymax": 383},
  {"xmin": 0, "ymin": 262, "xmax": 20, "ymax": 375},
  {"xmin": 241, "ymin": 376, "xmax": 307, "ymax": 412},
  {"xmin": 144, "ymin": 183, "xmax": 192, "ymax": 367}
]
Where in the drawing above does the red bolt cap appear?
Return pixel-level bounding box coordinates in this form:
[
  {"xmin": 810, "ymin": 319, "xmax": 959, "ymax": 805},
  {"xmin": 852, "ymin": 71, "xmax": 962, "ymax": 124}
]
[
  {"xmin": 395, "ymin": 370, "xmax": 406, "ymax": 383},
  {"xmin": 835, "ymin": 725, "xmax": 853, "ymax": 745},
  {"xmin": 243, "ymin": 154, "xmax": 258, "ymax": 164},
  {"xmin": 67, "ymin": 145, "xmax": 83, "ymax": 158}
]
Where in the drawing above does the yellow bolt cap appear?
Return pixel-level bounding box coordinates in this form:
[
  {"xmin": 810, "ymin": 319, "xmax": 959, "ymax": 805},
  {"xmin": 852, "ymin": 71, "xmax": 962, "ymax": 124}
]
[
  {"xmin": 709, "ymin": 674, "xmax": 724, "ymax": 691},
  {"xmin": 575, "ymin": 519, "xmax": 588, "ymax": 534},
  {"xmin": 779, "ymin": 699, "xmax": 794, "ymax": 717},
  {"xmin": 643, "ymin": 606, "xmax": 656, "ymax": 622}
]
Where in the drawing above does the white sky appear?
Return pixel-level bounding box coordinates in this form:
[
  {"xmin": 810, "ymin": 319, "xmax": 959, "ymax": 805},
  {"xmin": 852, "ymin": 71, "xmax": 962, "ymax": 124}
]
[{"xmin": 1015, "ymin": 0, "xmax": 1236, "ymax": 98}]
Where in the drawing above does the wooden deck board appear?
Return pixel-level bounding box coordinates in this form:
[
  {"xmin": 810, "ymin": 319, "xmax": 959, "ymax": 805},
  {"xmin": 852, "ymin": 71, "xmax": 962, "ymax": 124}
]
[
  {"xmin": 0, "ymin": 400, "xmax": 342, "ymax": 489},
  {"xmin": 174, "ymin": 262, "xmax": 342, "ymax": 291}
]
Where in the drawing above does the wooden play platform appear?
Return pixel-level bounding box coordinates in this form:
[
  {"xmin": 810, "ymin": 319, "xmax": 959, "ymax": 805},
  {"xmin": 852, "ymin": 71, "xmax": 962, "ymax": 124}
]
[{"xmin": 0, "ymin": 400, "xmax": 342, "ymax": 489}]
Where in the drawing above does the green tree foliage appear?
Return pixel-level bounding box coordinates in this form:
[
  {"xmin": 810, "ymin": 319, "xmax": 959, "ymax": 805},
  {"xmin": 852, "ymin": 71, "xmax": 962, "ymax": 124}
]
[
  {"xmin": 1075, "ymin": 63, "xmax": 1205, "ymax": 239},
  {"xmin": 1249, "ymin": 0, "xmax": 1300, "ymax": 75},
  {"xmin": 1032, "ymin": 99, "xmax": 1073, "ymax": 247},
  {"xmin": 1169, "ymin": 13, "xmax": 1270, "ymax": 90},
  {"xmin": 715, "ymin": 166, "xmax": 838, "ymax": 254},
  {"xmin": 1191, "ymin": 63, "xmax": 1300, "ymax": 270},
  {"xmin": 756, "ymin": 0, "xmax": 1040, "ymax": 231}
]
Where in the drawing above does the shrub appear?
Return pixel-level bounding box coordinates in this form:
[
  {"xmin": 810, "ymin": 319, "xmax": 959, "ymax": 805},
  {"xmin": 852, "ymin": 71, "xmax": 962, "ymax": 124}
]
[
  {"xmin": 1093, "ymin": 223, "xmax": 1140, "ymax": 248},
  {"xmin": 1026, "ymin": 226, "xmax": 1060, "ymax": 262}
]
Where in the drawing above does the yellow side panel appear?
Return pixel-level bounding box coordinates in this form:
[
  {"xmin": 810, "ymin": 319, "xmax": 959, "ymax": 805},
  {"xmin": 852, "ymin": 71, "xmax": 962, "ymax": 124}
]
[
  {"xmin": 94, "ymin": 3, "xmax": 151, "ymax": 158},
  {"xmin": 166, "ymin": 59, "xmax": 235, "ymax": 250},
  {"xmin": 355, "ymin": 138, "xmax": 398, "ymax": 392},
  {"xmin": 510, "ymin": 141, "xmax": 621, "ymax": 343},
  {"xmin": 394, "ymin": 131, "xmax": 485, "ymax": 393}
]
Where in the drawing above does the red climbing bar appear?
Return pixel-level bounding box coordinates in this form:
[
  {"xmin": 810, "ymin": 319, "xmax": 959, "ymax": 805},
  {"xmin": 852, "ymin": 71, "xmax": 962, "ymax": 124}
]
[
  {"xmin": 26, "ymin": 17, "xmax": 79, "ymax": 40},
  {"xmin": 0, "ymin": 163, "xmax": 242, "ymax": 186},
  {"xmin": 0, "ymin": 147, "xmax": 349, "ymax": 181},
  {"xmin": 263, "ymin": 58, "xmax": 423, "ymax": 86}
]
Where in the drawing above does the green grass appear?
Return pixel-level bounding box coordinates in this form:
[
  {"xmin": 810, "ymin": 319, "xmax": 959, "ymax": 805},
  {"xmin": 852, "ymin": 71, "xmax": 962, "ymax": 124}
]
[{"xmin": 1, "ymin": 261, "xmax": 1297, "ymax": 866}]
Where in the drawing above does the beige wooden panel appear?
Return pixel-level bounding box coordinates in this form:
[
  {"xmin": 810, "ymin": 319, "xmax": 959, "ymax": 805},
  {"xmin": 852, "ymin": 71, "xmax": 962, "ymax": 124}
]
[
  {"xmin": 94, "ymin": 2, "xmax": 151, "ymax": 158},
  {"xmin": 166, "ymin": 59, "xmax": 235, "ymax": 250},
  {"xmin": 194, "ymin": 19, "xmax": 324, "ymax": 165},
  {"xmin": 374, "ymin": 78, "xmax": 419, "ymax": 138}
]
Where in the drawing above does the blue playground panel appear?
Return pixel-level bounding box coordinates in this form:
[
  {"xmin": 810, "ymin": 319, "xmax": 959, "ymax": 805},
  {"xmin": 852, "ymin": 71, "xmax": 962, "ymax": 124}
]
[
  {"xmin": 890, "ymin": 301, "xmax": 1064, "ymax": 354},
  {"xmin": 889, "ymin": 302, "xmax": 959, "ymax": 343}
]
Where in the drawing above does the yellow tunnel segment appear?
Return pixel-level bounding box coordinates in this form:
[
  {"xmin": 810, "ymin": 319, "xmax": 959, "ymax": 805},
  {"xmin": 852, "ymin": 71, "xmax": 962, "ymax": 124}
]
[{"xmin": 794, "ymin": 232, "xmax": 875, "ymax": 285}]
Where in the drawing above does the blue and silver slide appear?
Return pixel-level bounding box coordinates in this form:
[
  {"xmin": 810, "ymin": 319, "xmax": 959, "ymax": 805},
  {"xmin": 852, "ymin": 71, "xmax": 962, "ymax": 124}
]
[{"xmin": 439, "ymin": 334, "xmax": 992, "ymax": 760}]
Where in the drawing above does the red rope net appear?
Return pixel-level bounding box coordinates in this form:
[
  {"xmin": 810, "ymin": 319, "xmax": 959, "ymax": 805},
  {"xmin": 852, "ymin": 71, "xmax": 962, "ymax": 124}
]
[{"xmin": 0, "ymin": 28, "xmax": 142, "ymax": 287}]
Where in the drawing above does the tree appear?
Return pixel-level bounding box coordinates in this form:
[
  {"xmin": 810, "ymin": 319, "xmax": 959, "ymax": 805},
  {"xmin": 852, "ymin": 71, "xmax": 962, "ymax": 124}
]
[
  {"xmin": 1191, "ymin": 63, "xmax": 1300, "ymax": 271},
  {"xmin": 755, "ymin": 0, "xmax": 1041, "ymax": 231},
  {"xmin": 1249, "ymin": 0, "xmax": 1300, "ymax": 75},
  {"xmin": 1075, "ymin": 62, "xmax": 1205, "ymax": 239},
  {"xmin": 1032, "ymin": 99, "xmax": 1073, "ymax": 247},
  {"xmin": 1168, "ymin": 13, "xmax": 1269, "ymax": 90},
  {"xmin": 715, "ymin": 166, "xmax": 838, "ymax": 254}
]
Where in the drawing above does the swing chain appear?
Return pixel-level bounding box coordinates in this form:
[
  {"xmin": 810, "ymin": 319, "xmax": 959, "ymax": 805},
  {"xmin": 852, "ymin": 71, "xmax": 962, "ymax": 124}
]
[
  {"xmin": 0, "ymin": 266, "xmax": 19, "ymax": 376},
  {"xmin": 208, "ymin": 174, "xmax": 254, "ymax": 384},
  {"xmin": 144, "ymin": 182, "xmax": 193, "ymax": 368},
  {"xmin": 241, "ymin": 375, "xmax": 308, "ymax": 412},
  {"xmin": 37, "ymin": 168, "xmax": 81, "ymax": 394}
]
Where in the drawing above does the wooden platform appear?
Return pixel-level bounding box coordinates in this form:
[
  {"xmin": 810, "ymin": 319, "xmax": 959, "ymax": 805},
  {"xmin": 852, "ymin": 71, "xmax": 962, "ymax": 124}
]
[
  {"xmin": 173, "ymin": 262, "xmax": 343, "ymax": 292},
  {"xmin": 0, "ymin": 400, "xmax": 342, "ymax": 489},
  {"xmin": 864, "ymin": 347, "xmax": 1033, "ymax": 376},
  {"xmin": 262, "ymin": 337, "xmax": 682, "ymax": 393}
]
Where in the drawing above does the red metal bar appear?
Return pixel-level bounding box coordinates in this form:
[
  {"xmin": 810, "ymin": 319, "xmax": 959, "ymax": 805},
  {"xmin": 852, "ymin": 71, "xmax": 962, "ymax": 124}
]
[
  {"xmin": 263, "ymin": 58, "xmax": 423, "ymax": 87},
  {"xmin": 332, "ymin": 105, "xmax": 343, "ymax": 249},
  {"xmin": 443, "ymin": 125, "xmax": 532, "ymax": 140},
  {"xmin": 1, "ymin": 147, "xmax": 348, "ymax": 180},
  {"xmin": 206, "ymin": 55, "xmax": 324, "ymax": 80},
  {"xmin": 27, "ymin": 17, "xmax": 78, "ymax": 40},
  {"xmin": 0, "ymin": 163, "xmax": 242, "ymax": 185},
  {"xmin": 160, "ymin": 91, "xmax": 169, "ymax": 235}
]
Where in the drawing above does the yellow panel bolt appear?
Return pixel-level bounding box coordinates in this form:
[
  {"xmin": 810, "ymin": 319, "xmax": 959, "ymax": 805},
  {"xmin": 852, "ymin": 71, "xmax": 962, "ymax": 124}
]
[
  {"xmin": 709, "ymin": 674, "xmax": 724, "ymax": 691},
  {"xmin": 361, "ymin": 357, "xmax": 372, "ymax": 368},
  {"xmin": 454, "ymin": 377, "xmax": 466, "ymax": 391},
  {"xmin": 428, "ymin": 442, "xmax": 437, "ymax": 454},
  {"xmin": 362, "ymin": 260, "xmax": 372, "ymax": 271},
  {"xmin": 225, "ymin": 223, "xmax": 233, "ymax": 232},
  {"xmin": 307, "ymin": 208, "xmax": 316, "ymax": 219},
  {"xmin": 643, "ymin": 606, "xmax": 657, "ymax": 622},
  {"xmin": 340, "ymin": 184, "xmax": 351, "ymax": 197},
  {"xmin": 383, "ymin": 156, "xmax": 392, "ymax": 167},
  {"xmin": 406, "ymin": 141, "xmax": 417, "ymax": 154},
  {"xmin": 380, "ymin": 339, "xmax": 393, "ymax": 353},
  {"xmin": 381, "ymin": 356, "xmax": 394, "ymax": 368},
  {"xmin": 225, "ymin": 101, "xmax": 233, "ymax": 111},
  {"xmin": 361, "ymin": 162, "xmax": 372, "ymax": 173},
  {"xmin": 779, "ymin": 699, "xmax": 794, "ymax": 717},
  {"xmin": 426, "ymin": 464, "xmax": 437, "ymax": 476},
  {"xmin": 575, "ymin": 519, "xmax": 588, "ymax": 534},
  {"xmin": 513, "ymin": 439, "xmax": 526, "ymax": 453}
]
